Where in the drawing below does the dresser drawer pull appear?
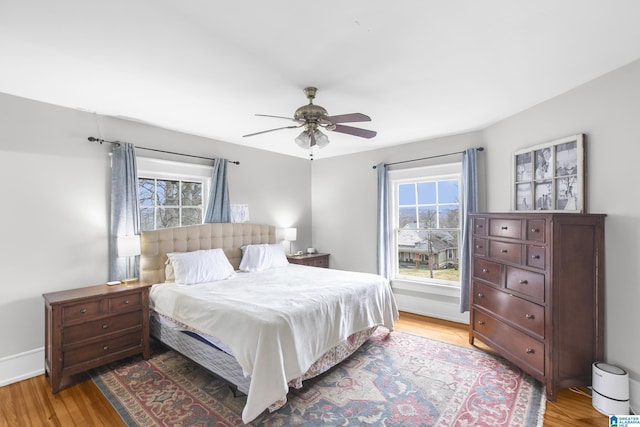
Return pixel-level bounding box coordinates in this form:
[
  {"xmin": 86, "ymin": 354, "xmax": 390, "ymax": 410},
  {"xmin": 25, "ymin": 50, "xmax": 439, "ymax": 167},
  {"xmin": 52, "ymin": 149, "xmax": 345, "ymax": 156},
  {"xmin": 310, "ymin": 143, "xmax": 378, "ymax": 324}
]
[
  {"xmin": 475, "ymin": 244, "xmax": 483, "ymax": 249},
  {"xmin": 525, "ymin": 348, "xmax": 535, "ymax": 354},
  {"xmin": 482, "ymin": 268, "xmax": 489, "ymax": 273},
  {"xmin": 525, "ymin": 314, "xmax": 535, "ymax": 320},
  {"xmin": 477, "ymin": 320, "xmax": 485, "ymax": 325},
  {"xmin": 477, "ymin": 293, "xmax": 484, "ymax": 298},
  {"xmin": 500, "ymin": 249, "xmax": 508, "ymax": 253},
  {"xmin": 102, "ymin": 324, "xmax": 109, "ymax": 329},
  {"xmin": 501, "ymin": 226, "xmax": 508, "ymax": 230},
  {"xmin": 103, "ymin": 346, "xmax": 109, "ymax": 351},
  {"xmin": 80, "ymin": 308, "xmax": 87, "ymax": 314},
  {"xmin": 124, "ymin": 300, "xmax": 130, "ymax": 304},
  {"xmin": 476, "ymin": 224, "xmax": 483, "ymax": 228},
  {"xmin": 531, "ymin": 255, "xmax": 541, "ymax": 259},
  {"xmin": 519, "ymin": 279, "xmax": 528, "ymax": 284},
  {"xmin": 531, "ymin": 228, "xmax": 540, "ymax": 232}
]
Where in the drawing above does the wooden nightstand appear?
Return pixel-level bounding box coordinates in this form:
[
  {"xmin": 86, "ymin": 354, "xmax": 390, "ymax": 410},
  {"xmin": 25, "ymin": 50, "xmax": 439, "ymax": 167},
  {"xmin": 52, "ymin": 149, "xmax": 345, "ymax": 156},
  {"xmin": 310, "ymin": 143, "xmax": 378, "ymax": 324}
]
[
  {"xmin": 287, "ymin": 253, "xmax": 330, "ymax": 268},
  {"xmin": 43, "ymin": 281, "xmax": 151, "ymax": 393}
]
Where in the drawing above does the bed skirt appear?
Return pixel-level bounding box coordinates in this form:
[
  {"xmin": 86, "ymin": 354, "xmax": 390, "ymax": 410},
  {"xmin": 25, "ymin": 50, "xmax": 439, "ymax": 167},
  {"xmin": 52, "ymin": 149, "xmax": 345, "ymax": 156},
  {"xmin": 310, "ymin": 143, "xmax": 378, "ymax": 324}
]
[{"xmin": 149, "ymin": 313, "xmax": 378, "ymax": 411}]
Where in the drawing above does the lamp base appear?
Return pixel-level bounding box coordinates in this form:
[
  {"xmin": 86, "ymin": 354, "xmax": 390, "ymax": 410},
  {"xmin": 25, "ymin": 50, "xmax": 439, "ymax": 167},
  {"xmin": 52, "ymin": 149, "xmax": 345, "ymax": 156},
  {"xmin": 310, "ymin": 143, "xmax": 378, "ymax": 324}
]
[{"xmin": 120, "ymin": 277, "xmax": 139, "ymax": 284}]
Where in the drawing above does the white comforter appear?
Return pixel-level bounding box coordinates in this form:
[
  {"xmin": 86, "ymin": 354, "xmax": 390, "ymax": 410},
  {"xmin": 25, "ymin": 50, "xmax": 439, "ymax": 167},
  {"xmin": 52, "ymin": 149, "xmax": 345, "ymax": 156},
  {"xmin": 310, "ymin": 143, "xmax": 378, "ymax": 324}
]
[{"xmin": 149, "ymin": 264, "xmax": 398, "ymax": 423}]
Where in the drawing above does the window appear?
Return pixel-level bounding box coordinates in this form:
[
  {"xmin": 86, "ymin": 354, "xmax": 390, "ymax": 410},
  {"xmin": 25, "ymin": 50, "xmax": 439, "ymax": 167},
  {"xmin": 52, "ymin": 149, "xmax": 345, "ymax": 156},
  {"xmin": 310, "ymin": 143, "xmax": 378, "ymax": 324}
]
[
  {"xmin": 390, "ymin": 163, "xmax": 461, "ymax": 286},
  {"xmin": 138, "ymin": 178, "xmax": 203, "ymax": 231},
  {"xmin": 136, "ymin": 157, "xmax": 212, "ymax": 232}
]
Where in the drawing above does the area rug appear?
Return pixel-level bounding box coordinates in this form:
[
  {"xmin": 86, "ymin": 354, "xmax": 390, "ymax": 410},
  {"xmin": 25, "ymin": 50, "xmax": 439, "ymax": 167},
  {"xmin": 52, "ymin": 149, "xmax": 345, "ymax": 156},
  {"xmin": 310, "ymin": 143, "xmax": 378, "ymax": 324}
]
[{"xmin": 91, "ymin": 330, "xmax": 545, "ymax": 426}]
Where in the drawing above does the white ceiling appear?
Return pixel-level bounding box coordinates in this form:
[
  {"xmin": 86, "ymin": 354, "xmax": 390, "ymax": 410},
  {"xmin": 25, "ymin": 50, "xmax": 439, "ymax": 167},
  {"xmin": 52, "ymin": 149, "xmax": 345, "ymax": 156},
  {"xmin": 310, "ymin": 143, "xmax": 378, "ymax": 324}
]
[{"xmin": 2, "ymin": 1, "xmax": 640, "ymax": 159}]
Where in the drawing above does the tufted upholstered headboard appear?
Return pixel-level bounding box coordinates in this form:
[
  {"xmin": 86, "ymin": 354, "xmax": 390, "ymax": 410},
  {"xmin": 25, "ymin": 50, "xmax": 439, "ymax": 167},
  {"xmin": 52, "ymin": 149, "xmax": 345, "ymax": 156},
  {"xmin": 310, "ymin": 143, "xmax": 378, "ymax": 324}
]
[{"xmin": 139, "ymin": 223, "xmax": 276, "ymax": 284}]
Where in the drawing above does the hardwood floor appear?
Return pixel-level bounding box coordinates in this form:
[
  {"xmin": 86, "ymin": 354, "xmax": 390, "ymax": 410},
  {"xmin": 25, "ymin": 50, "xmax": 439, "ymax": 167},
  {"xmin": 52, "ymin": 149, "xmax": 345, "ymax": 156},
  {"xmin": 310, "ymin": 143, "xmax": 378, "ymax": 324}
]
[{"xmin": 0, "ymin": 311, "xmax": 608, "ymax": 426}]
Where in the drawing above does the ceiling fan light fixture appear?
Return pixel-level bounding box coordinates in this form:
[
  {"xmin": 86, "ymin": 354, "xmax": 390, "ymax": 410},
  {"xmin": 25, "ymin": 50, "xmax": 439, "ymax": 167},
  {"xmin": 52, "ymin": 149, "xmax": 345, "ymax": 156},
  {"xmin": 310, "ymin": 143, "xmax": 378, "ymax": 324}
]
[
  {"xmin": 313, "ymin": 130, "xmax": 330, "ymax": 148},
  {"xmin": 295, "ymin": 130, "xmax": 311, "ymax": 149}
]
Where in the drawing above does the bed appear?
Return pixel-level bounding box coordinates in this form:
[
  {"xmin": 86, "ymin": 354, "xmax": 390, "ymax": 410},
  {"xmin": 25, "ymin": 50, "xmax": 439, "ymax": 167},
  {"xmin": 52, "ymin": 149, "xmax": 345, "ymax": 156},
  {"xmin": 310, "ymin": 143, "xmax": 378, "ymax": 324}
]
[{"xmin": 139, "ymin": 223, "xmax": 398, "ymax": 423}]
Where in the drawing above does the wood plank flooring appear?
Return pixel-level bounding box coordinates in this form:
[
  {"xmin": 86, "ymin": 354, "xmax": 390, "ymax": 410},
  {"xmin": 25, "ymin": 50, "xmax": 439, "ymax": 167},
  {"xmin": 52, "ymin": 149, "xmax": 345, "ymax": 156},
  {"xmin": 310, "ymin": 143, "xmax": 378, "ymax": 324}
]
[{"xmin": 0, "ymin": 311, "xmax": 607, "ymax": 426}]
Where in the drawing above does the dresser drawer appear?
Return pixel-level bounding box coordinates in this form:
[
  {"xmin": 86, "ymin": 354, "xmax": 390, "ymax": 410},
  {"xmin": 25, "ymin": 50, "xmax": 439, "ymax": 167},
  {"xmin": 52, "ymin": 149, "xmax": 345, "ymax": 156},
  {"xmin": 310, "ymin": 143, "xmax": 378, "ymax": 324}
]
[
  {"xmin": 526, "ymin": 246, "xmax": 546, "ymax": 269},
  {"xmin": 473, "ymin": 258, "xmax": 502, "ymax": 285},
  {"xmin": 489, "ymin": 240, "xmax": 522, "ymax": 264},
  {"xmin": 473, "ymin": 282, "xmax": 545, "ymax": 338},
  {"xmin": 473, "ymin": 217, "xmax": 487, "ymax": 236},
  {"xmin": 109, "ymin": 292, "xmax": 142, "ymax": 313},
  {"xmin": 489, "ymin": 218, "xmax": 522, "ymax": 240},
  {"xmin": 473, "ymin": 238, "xmax": 487, "ymax": 257},
  {"xmin": 63, "ymin": 311, "xmax": 142, "ymax": 344},
  {"xmin": 62, "ymin": 300, "xmax": 102, "ymax": 323},
  {"xmin": 526, "ymin": 219, "xmax": 546, "ymax": 242},
  {"xmin": 506, "ymin": 266, "xmax": 545, "ymax": 301},
  {"xmin": 473, "ymin": 309, "xmax": 545, "ymax": 376},
  {"xmin": 63, "ymin": 330, "xmax": 143, "ymax": 369}
]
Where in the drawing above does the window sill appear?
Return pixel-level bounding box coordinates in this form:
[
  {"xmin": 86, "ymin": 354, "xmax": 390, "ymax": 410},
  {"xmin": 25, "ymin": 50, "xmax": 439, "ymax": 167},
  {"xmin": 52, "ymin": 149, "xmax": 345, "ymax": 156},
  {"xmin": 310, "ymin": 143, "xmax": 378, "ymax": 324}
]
[{"xmin": 391, "ymin": 278, "xmax": 461, "ymax": 298}]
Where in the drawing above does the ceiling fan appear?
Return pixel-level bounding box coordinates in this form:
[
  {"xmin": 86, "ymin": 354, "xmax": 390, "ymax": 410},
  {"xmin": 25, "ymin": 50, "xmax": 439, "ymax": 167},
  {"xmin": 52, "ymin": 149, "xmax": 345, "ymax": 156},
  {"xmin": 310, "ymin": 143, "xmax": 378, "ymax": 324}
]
[{"xmin": 243, "ymin": 87, "xmax": 377, "ymax": 150}]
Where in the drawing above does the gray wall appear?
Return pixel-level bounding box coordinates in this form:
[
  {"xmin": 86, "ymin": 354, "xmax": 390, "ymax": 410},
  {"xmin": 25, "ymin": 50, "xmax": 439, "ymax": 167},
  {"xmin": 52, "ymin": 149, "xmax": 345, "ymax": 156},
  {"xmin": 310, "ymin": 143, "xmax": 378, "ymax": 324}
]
[
  {"xmin": 312, "ymin": 58, "xmax": 640, "ymax": 409},
  {"xmin": 0, "ymin": 93, "xmax": 311, "ymax": 361}
]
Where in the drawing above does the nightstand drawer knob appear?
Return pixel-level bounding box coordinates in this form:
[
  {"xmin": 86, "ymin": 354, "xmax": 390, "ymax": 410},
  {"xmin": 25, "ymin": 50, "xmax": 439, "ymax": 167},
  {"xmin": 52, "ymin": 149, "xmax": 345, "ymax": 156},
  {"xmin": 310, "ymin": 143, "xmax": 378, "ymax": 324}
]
[
  {"xmin": 80, "ymin": 308, "xmax": 87, "ymax": 314},
  {"xmin": 102, "ymin": 324, "xmax": 109, "ymax": 329},
  {"xmin": 103, "ymin": 346, "xmax": 109, "ymax": 351}
]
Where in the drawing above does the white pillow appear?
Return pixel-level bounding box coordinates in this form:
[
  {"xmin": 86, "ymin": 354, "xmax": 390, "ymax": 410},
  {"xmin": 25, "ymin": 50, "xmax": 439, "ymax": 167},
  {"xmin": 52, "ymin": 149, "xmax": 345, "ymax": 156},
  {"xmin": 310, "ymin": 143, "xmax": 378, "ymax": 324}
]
[
  {"xmin": 166, "ymin": 249, "xmax": 236, "ymax": 285},
  {"xmin": 239, "ymin": 244, "xmax": 289, "ymax": 272}
]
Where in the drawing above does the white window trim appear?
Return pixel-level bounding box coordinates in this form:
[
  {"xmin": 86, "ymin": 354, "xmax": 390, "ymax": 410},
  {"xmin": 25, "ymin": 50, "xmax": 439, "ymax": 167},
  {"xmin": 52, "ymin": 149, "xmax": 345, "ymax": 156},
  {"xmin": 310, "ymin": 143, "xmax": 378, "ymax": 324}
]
[{"xmin": 389, "ymin": 162, "xmax": 462, "ymax": 296}]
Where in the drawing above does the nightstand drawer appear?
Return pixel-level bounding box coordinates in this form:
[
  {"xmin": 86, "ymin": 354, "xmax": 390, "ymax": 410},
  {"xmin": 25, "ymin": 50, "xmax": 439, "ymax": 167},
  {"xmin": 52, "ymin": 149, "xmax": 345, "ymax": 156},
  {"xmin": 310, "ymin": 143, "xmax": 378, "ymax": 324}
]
[
  {"xmin": 63, "ymin": 311, "xmax": 142, "ymax": 344},
  {"xmin": 63, "ymin": 330, "xmax": 143, "ymax": 369},
  {"xmin": 62, "ymin": 300, "xmax": 102, "ymax": 323},
  {"xmin": 287, "ymin": 253, "xmax": 330, "ymax": 268},
  {"xmin": 109, "ymin": 292, "xmax": 142, "ymax": 313}
]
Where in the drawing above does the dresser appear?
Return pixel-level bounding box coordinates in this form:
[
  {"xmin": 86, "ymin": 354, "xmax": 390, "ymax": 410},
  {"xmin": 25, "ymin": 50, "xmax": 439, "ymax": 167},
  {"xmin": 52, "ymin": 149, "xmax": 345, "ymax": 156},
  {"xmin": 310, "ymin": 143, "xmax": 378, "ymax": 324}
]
[
  {"xmin": 287, "ymin": 253, "xmax": 330, "ymax": 268},
  {"xmin": 469, "ymin": 213, "xmax": 605, "ymax": 401},
  {"xmin": 43, "ymin": 281, "xmax": 151, "ymax": 393}
]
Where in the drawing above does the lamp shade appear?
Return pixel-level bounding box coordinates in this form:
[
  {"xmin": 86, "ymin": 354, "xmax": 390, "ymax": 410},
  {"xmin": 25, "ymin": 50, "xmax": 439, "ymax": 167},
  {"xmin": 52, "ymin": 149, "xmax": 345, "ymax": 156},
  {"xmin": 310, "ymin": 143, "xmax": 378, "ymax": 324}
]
[
  {"xmin": 284, "ymin": 228, "xmax": 297, "ymax": 241},
  {"xmin": 117, "ymin": 235, "xmax": 141, "ymax": 257}
]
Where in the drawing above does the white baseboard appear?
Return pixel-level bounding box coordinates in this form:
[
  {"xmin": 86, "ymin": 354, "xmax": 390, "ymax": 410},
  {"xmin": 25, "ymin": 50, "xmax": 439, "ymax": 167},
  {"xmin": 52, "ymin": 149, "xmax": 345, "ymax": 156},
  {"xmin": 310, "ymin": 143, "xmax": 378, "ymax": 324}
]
[{"xmin": 0, "ymin": 347, "xmax": 44, "ymax": 387}]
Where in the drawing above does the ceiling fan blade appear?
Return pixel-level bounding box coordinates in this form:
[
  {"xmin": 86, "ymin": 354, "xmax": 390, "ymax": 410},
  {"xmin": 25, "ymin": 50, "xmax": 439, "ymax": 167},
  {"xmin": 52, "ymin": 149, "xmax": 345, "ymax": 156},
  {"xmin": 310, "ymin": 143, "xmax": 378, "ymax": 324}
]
[
  {"xmin": 255, "ymin": 114, "xmax": 300, "ymax": 122},
  {"xmin": 330, "ymin": 124, "xmax": 377, "ymax": 139},
  {"xmin": 324, "ymin": 113, "xmax": 371, "ymax": 124},
  {"xmin": 243, "ymin": 124, "xmax": 302, "ymax": 137}
]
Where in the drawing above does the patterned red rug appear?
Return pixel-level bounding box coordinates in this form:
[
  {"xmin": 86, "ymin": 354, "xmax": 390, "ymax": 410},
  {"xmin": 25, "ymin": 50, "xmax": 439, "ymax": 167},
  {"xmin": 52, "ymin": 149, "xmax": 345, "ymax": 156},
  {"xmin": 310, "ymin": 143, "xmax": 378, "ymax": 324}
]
[{"xmin": 91, "ymin": 330, "xmax": 545, "ymax": 426}]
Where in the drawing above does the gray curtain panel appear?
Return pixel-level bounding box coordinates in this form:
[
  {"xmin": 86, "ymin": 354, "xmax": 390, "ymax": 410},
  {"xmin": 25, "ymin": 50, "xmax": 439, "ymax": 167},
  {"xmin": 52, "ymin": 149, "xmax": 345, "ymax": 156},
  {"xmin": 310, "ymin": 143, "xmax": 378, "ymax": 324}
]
[
  {"xmin": 204, "ymin": 158, "xmax": 231, "ymax": 223},
  {"xmin": 109, "ymin": 143, "xmax": 140, "ymax": 281},
  {"xmin": 376, "ymin": 163, "xmax": 391, "ymax": 280},
  {"xmin": 459, "ymin": 148, "xmax": 479, "ymax": 312}
]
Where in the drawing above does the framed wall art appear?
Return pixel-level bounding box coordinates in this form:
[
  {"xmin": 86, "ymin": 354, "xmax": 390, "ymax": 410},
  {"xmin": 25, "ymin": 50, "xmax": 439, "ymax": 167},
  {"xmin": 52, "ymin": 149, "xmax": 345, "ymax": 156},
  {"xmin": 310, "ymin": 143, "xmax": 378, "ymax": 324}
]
[{"xmin": 512, "ymin": 134, "xmax": 585, "ymax": 212}]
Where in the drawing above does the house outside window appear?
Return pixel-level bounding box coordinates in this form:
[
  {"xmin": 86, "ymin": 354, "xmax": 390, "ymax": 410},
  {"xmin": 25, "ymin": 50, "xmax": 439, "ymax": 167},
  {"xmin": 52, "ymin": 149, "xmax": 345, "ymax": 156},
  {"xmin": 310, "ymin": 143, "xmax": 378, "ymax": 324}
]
[
  {"xmin": 136, "ymin": 157, "xmax": 212, "ymax": 232},
  {"xmin": 390, "ymin": 163, "xmax": 461, "ymax": 287}
]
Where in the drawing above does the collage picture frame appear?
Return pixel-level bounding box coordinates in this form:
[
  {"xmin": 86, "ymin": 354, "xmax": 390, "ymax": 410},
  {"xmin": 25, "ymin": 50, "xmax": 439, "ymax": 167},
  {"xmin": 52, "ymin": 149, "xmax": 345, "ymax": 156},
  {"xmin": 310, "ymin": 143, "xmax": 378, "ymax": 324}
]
[{"xmin": 512, "ymin": 134, "xmax": 585, "ymax": 213}]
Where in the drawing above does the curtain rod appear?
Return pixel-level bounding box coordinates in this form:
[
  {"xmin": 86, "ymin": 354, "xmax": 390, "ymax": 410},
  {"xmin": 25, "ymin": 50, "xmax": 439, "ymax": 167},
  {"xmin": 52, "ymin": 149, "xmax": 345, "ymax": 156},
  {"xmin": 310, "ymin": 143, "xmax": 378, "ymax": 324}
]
[
  {"xmin": 87, "ymin": 136, "xmax": 240, "ymax": 165},
  {"xmin": 372, "ymin": 147, "xmax": 484, "ymax": 169}
]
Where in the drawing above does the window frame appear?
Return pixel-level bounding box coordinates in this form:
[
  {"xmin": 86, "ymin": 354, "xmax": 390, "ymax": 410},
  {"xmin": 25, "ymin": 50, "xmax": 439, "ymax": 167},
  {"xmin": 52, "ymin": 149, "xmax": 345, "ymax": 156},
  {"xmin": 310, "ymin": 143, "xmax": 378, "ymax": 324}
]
[
  {"xmin": 389, "ymin": 162, "xmax": 462, "ymax": 289},
  {"xmin": 136, "ymin": 157, "xmax": 212, "ymax": 231}
]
